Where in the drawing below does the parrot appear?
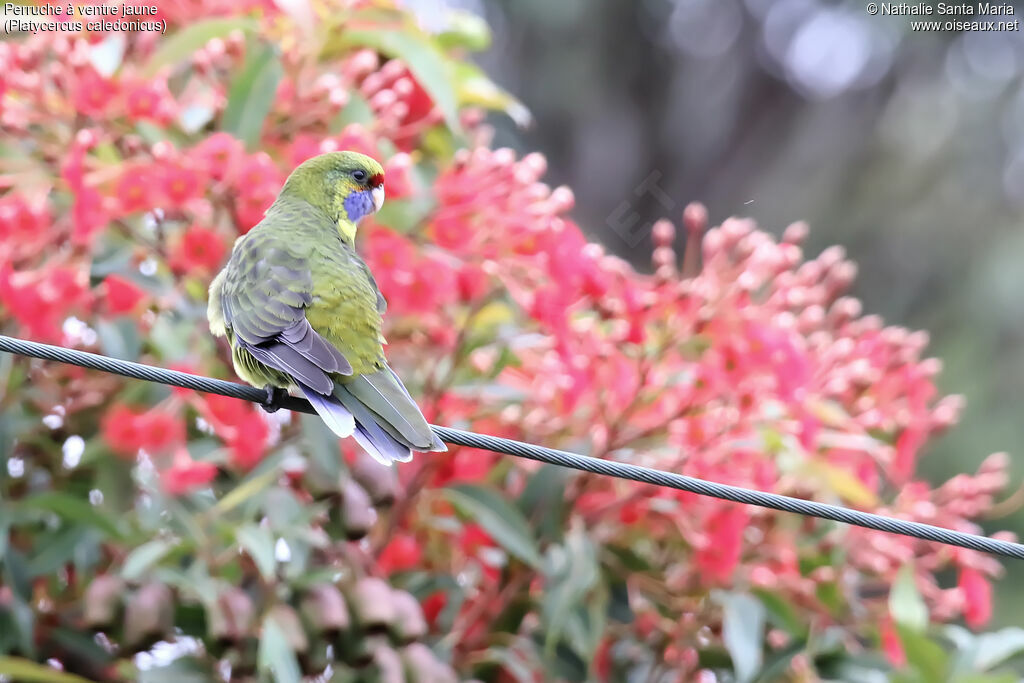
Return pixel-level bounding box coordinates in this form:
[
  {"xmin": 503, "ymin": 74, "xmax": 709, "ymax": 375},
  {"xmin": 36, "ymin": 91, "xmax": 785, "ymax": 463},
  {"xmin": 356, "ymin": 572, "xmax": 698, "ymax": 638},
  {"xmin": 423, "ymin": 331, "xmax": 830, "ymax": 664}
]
[{"xmin": 207, "ymin": 151, "xmax": 447, "ymax": 465}]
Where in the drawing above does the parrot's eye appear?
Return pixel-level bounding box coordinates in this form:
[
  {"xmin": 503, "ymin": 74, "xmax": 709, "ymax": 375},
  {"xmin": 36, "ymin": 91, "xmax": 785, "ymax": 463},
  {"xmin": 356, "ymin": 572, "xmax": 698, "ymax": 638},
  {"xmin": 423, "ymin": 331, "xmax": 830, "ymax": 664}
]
[{"xmin": 352, "ymin": 170, "xmax": 368, "ymax": 184}]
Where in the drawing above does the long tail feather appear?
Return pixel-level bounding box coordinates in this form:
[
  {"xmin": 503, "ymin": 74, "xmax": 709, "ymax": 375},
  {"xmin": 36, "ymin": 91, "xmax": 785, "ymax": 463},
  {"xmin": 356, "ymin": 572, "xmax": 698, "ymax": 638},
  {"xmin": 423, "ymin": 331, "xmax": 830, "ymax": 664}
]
[
  {"xmin": 351, "ymin": 423, "xmax": 413, "ymax": 466},
  {"xmin": 344, "ymin": 369, "xmax": 438, "ymax": 449},
  {"xmin": 297, "ymin": 382, "xmax": 355, "ymax": 438}
]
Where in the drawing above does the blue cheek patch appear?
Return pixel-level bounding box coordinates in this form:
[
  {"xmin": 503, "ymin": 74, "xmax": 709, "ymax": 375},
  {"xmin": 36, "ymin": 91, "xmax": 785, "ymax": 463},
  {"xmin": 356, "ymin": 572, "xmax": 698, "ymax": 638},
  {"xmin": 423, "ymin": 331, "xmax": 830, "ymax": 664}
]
[{"xmin": 343, "ymin": 190, "xmax": 375, "ymax": 223}]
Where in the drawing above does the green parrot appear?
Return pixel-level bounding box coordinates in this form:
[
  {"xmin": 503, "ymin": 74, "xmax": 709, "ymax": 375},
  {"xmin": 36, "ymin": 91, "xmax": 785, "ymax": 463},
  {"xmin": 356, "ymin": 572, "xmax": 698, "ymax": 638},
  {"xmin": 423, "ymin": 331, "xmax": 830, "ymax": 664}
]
[{"xmin": 207, "ymin": 151, "xmax": 447, "ymax": 465}]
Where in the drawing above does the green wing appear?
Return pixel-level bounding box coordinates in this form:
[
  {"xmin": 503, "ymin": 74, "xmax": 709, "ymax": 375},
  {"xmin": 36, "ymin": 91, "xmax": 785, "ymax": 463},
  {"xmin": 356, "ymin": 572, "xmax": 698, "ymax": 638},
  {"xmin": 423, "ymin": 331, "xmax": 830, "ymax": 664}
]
[{"xmin": 219, "ymin": 228, "xmax": 352, "ymax": 395}]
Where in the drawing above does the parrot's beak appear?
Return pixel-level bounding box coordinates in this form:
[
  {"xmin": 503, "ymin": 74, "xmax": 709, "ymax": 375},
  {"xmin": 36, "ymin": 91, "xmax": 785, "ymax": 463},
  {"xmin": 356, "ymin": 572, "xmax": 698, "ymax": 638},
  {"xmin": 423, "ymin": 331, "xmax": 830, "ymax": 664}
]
[{"xmin": 371, "ymin": 185, "xmax": 385, "ymax": 212}]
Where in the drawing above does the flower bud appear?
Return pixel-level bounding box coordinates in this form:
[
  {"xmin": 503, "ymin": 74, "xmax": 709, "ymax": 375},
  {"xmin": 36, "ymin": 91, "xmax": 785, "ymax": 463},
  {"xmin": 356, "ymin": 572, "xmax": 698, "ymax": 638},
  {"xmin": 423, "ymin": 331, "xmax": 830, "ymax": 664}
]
[
  {"xmin": 82, "ymin": 574, "xmax": 125, "ymax": 628},
  {"xmin": 349, "ymin": 577, "xmax": 396, "ymax": 632},
  {"xmin": 300, "ymin": 583, "xmax": 350, "ymax": 634},
  {"xmin": 373, "ymin": 642, "xmax": 405, "ymax": 683},
  {"xmin": 388, "ymin": 590, "xmax": 427, "ymax": 643},
  {"xmin": 683, "ymin": 202, "xmax": 707, "ymax": 235},
  {"xmin": 351, "ymin": 452, "xmax": 400, "ymax": 507},
  {"xmin": 267, "ymin": 604, "xmax": 309, "ymax": 655},
  {"xmin": 340, "ymin": 478, "xmax": 377, "ymax": 540},
  {"xmin": 402, "ymin": 643, "xmax": 457, "ymax": 682},
  {"xmin": 123, "ymin": 582, "xmax": 173, "ymax": 648},
  {"xmin": 208, "ymin": 587, "xmax": 255, "ymax": 642}
]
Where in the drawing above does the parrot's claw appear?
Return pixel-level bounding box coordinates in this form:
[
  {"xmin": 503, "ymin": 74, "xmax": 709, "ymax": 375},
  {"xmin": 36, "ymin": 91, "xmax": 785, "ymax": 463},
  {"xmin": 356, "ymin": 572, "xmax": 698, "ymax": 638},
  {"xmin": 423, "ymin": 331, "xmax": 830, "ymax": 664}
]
[{"xmin": 261, "ymin": 385, "xmax": 286, "ymax": 414}]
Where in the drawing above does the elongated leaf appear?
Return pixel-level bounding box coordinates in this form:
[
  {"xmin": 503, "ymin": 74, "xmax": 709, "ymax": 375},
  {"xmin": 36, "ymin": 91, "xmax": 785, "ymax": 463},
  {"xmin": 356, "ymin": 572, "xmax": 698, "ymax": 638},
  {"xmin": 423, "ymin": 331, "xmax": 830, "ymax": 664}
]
[
  {"xmin": 221, "ymin": 42, "xmax": 284, "ymax": 149},
  {"xmin": 890, "ymin": 565, "xmax": 928, "ymax": 632},
  {"xmin": 451, "ymin": 61, "xmax": 530, "ymax": 126},
  {"xmin": 972, "ymin": 627, "xmax": 1024, "ymax": 671},
  {"xmin": 445, "ymin": 484, "xmax": 542, "ymax": 568},
  {"xmin": 122, "ymin": 538, "xmax": 177, "ymax": 580},
  {"xmin": 342, "ymin": 28, "xmax": 460, "ymax": 133},
  {"xmin": 542, "ymin": 528, "xmax": 600, "ymax": 657},
  {"xmin": 713, "ymin": 591, "xmax": 766, "ymax": 683},
  {"xmin": 209, "ymin": 467, "xmax": 278, "ymax": 518},
  {"xmin": 897, "ymin": 625, "xmax": 949, "ymax": 681},
  {"xmin": 143, "ymin": 18, "xmax": 258, "ymax": 77},
  {"xmin": 19, "ymin": 492, "xmax": 123, "ymax": 539},
  {"xmin": 237, "ymin": 524, "xmax": 277, "ymax": 580},
  {"xmin": 258, "ymin": 614, "xmax": 302, "ymax": 683},
  {"xmin": 0, "ymin": 657, "xmax": 94, "ymax": 683}
]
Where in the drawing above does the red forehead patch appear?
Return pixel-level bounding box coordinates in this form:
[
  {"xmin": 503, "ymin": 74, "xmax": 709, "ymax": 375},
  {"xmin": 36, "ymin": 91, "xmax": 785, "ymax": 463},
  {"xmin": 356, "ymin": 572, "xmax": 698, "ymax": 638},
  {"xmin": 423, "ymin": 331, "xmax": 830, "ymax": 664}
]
[{"xmin": 369, "ymin": 173, "xmax": 385, "ymax": 188}]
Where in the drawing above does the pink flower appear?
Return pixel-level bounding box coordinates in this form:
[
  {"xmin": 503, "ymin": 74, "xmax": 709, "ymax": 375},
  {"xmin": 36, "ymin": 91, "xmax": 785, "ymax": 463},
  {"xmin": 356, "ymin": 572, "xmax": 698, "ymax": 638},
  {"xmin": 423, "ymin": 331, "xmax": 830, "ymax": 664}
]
[
  {"xmin": 191, "ymin": 133, "xmax": 245, "ymax": 182},
  {"xmin": 377, "ymin": 533, "xmax": 422, "ymax": 574},
  {"xmin": 161, "ymin": 451, "xmax": 218, "ymax": 496},
  {"xmin": 72, "ymin": 67, "xmax": 118, "ymax": 118},
  {"xmin": 115, "ymin": 164, "xmax": 158, "ymax": 215},
  {"xmin": 103, "ymin": 275, "xmax": 146, "ymax": 315},
  {"xmin": 959, "ymin": 567, "xmax": 992, "ymax": 629},
  {"xmin": 170, "ymin": 225, "xmax": 227, "ymax": 274},
  {"xmin": 695, "ymin": 505, "xmax": 748, "ymax": 585}
]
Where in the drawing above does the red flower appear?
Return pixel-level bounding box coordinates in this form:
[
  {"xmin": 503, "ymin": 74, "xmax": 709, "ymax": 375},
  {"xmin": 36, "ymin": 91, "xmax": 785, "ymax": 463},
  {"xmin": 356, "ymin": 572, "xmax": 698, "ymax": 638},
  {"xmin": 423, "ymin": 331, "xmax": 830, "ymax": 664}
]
[
  {"xmin": 72, "ymin": 67, "xmax": 118, "ymax": 118},
  {"xmin": 103, "ymin": 275, "xmax": 146, "ymax": 315},
  {"xmin": 71, "ymin": 187, "xmax": 109, "ymax": 246},
  {"xmin": 200, "ymin": 395, "xmax": 271, "ymax": 470},
  {"xmin": 171, "ymin": 225, "xmax": 227, "ymax": 274},
  {"xmin": 101, "ymin": 404, "xmax": 146, "ymax": 457},
  {"xmin": 421, "ymin": 591, "xmax": 447, "ymax": 627},
  {"xmin": 959, "ymin": 567, "xmax": 992, "ymax": 629},
  {"xmin": 227, "ymin": 410, "xmax": 270, "ymax": 470},
  {"xmin": 0, "ymin": 264, "xmax": 90, "ymax": 342},
  {"xmin": 233, "ymin": 188, "xmax": 275, "ymax": 233},
  {"xmin": 377, "ymin": 533, "xmax": 422, "ymax": 573},
  {"xmin": 161, "ymin": 451, "xmax": 217, "ymax": 496},
  {"xmin": 458, "ymin": 524, "xmax": 493, "ymax": 557},
  {"xmin": 191, "ymin": 133, "xmax": 245, "ymax": 182},
  {"xmin": 140, "ymin": 411, "xmax": 186, "ymax": 453},
  {"xmin": 202, "ymin": 394, "xmax": 252, "ymax": 429},
  {"xmin": 124, "ymin": 78, "xmax": 174, "ymax": 124},
  {"xmin": 880, "ymin": 616, "xmax": 906, "ymax": 668},
  {"xmin": 115, "ymin": 165, "xmax": 158, "ymax": 215},
  {"xmin": 695, "ymin": 505, "xmax": 748, "ymax": 585},
  {"xmin": 160, "ymin": 163, "xmax": 204, "ymax": 205}
]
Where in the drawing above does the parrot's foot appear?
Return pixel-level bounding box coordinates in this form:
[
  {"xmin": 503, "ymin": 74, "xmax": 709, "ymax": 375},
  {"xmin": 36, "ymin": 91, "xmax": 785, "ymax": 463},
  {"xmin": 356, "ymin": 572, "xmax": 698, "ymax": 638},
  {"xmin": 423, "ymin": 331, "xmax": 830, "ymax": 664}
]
[{"xmin": 261, "ymin": 385, "xmax": 287, "ymax": 414}]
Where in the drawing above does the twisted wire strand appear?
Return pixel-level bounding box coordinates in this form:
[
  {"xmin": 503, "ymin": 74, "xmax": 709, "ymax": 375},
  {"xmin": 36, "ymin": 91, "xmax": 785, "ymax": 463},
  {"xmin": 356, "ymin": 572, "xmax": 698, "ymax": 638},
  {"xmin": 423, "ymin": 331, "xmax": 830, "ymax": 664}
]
[{"xmin": 2, "ymin": 333, "xmax": 1022, "ymax": 561}]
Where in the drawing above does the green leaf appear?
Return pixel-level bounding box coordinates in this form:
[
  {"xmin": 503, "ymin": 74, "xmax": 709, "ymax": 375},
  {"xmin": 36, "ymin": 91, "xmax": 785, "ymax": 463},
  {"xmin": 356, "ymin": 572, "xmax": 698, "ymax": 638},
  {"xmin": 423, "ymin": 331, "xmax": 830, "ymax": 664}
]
[
  {"xmin": 236, "ymin": 524, "xmax": 276, "ymax": 580},
  {"xmin": 258, "ymin": 614, "xmax": 302, "ymax": 683},
  {"xmin": 301, "ymin": 412, "xmax": 343, "ymax": 485},
  {"xmin": 19, "ymin": 492, "xmax": 124, "ymax": 540},
  {"xmin": 341, "ymin": 28, "xmax": 461, "ymax": 133},
  {"xmin": 26, "ymin": 526, "xmax": 97, "ymax": 576},
  {"xmin": 898, "ymin": 625, "xmax": 950, "ymax": 682},
  {"xmin": 890, "ymin": 565, "xmax": 928, "ymax": 632},
  {"xmin": 122, "ymin": 538, "xmax": 177, "ymax": 581},
  {"xmin": 972, "ymin": 627, "xmax": 1024, "ymax": 671},
  {"xmin": 451, "ymin": 62, "xmax": 530, "ymax": 126},
  {"xmin": 518, "ymin": 464, "xmax": 571, "ymax": 542},
  {"xmin": 445, "ymin": 484, "xmax": 542, "ymax": 568},
  {"xmin": 221, "ymin": 41, "xmax": 284, "ymax": 149},
  {"xmin": 754, "ymin": 590, "xmax": 807, "ymax": 638},
  {"xmin": 713, "ymin": 591, "xmax": 766, "ymax": 683},
  {"xmin": 142, "ymin": 18, "xmax": 258, "ymax": 77},
  {"xmin": 0, "ymin": 657, "xmax": 94, "ymax": 683},
  {"xmin": 209, "ymin": 466, "xmax": 278, "ymax": 518},
  {"xmin": 436, "ymin": 9, "xmax": 491, "ymax": 51},
  {"xmin": 541, "ymin": 526, "xmax": 599, "ymax": 657}
]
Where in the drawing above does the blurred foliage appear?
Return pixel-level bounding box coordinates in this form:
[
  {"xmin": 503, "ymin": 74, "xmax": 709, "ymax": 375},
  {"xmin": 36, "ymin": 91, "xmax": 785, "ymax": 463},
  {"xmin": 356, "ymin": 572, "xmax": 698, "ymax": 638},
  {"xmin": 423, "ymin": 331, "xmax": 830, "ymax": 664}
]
[
  {"xmin": 476, "ymin": 0, "xmax": 1024, "ymax": 627},
  {"xmin": 0, "ymin": 0, "xmax": 1020, "ymax": 681}
]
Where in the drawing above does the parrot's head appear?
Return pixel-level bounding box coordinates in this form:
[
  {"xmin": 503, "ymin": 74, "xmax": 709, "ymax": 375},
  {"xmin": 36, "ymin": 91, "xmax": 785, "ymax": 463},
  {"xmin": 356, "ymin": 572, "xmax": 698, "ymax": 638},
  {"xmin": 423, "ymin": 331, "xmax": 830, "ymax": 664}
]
[{"xmin": 280, "ymin": 151, "xmax": 386, "ymax": 228}]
